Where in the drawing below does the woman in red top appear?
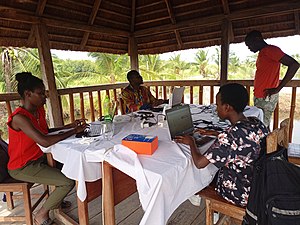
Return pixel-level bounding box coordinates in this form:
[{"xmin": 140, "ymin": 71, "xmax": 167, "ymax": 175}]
[{"xmin": 7, "ymin": 72, "xmax": 87, "ymax": 225}]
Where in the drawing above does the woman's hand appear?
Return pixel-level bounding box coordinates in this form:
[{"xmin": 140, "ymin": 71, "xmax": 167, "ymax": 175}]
[
  {"xmin": 174, "ymin": 135, "xmax": 196, "ymax": 146},
  {"xmin": 74, "ymin": 120, "xmax": 88, "ymax": 134},
  {"xmin": 195, "ymin": 128, "xmax": 219, "ymax": 137},
  {"xmin": 67, "ymin": 119, "xmax": 87, "ymax": 129}
]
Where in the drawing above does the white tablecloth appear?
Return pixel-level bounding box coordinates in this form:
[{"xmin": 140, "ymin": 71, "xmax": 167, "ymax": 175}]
[
  {"xmin": 40, "ymin": 115, "xmax": 149, "ymax": 201},
  {"xmin": 105, "ymin": 124, "xmax": 217, "ymax": 225},
  {"xmin": 190, "ymin": 105, "xmax": 264, "ymax": 125},
  {"xmin": 40, "ymin": 105, "xmax": 263, "ymax": 224}
]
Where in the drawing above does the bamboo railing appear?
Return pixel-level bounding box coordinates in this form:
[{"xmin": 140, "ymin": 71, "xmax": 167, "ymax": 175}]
[{"xmin": 1, "ymin": 80, "xmax": 299, "ymax": 141}]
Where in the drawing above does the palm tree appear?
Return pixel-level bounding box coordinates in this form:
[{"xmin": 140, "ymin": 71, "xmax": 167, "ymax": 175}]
[
  {"xmin": 0, "ymin": 47, "xmax": 42, "ymax": 93},
  {"xmin": 237, "ymin": 55, "xmax": 256, "ymax": 79},
  {"xmin": 139, "ymin": 54, "xmax": 167, "ymax": 80},
  {"xmin": 88, "ymin": 53, "xmax": 129, "ymax": 83},
  {"xmin": 191, "ymin": 49, "xmax": 211, "ymax": 78},
  {"xmin": 209, "ymin": 47, "xmax": 221, "ymax": 79},
  {"xmin": 1, "ymin": 47, "xmax": 14, "ymax": 93},
  {"xmin": 228, "ymin": 52, "xmax": 241, "ymax": 75},
  {"xmin": 166, "ymin": 54, "xmax": 190, "ymax": 80}
]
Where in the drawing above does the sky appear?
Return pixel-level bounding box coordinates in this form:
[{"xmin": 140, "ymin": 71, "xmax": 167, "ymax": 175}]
[{"xmin": 51, "ymin": 35, "xmax": 300, "ymax": 62}]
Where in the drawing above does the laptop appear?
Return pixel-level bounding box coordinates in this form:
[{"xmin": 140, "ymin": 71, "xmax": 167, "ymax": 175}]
[
  {"xmin": 165, "ymin": 104, "xmax": 215, "ymax": 146},
  {"xmin": 152, "ymin": 86, "xmax": 185, "ymax": 112},
  {"xmin": 169, "ymin": 86, "xmax": 185, "ymax": 107},
  {"xmin": 165, "ymin": 104, "xmax": 194, "ymax": 139}
]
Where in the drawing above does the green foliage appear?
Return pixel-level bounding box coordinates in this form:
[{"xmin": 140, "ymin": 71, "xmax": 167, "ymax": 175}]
[
  {"xmin": 88, "ymin": 52, "xmax": 130, "ymax": 83},
  {"xmin": 1, "ymin": 46, "xmax": 298, "ymax": 95}
]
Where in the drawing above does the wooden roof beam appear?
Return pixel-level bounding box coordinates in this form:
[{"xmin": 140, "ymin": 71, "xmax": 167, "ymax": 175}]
[
  {"xmin": 27, "ymin": 0, "xmax": 47, "ymax": 45},
  {"xmin": 80, "ymin": 0, "xmax": 102, "ymax": 49},
  {"xmin": 0, "ymin": 7, "xmax": 129, "ymax": 37},
  {"xmin": 220, "ymin": 0, "xmax": 230, "ymax": 15},
  {"xmin": 295, "ymin": 11, "xmax": 300, "ymax": 35},
  {"xmin": 174, "ymin": 0, "xmax": 210, "ymax": 9},
  {"xmin": 220, "ymin": 0, "xmax": 234, "ymax": 42},
  {"xmin": 130, "ymin": 0, "xmax": 136, "ymax": 32},
  {"xmin": 135, "ymin": 1, "xmax": 300, "ymax": 37},
  {"xmin": 164, "ymin": 0, "xmax": 176, "ymax": 24},
  {"xmin": 164, "ymin": 0, "xmax": 183, "ymax": 49},
  {"xmin": 136, "ymin": 1, "xmax": 162, "ymax": 10},
  {"xmin": 175, "ymin": 30, "xmax": 183, "ymax": 49}
]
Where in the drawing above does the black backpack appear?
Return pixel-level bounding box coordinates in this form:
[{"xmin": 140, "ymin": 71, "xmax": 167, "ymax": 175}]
[
  {"xmin": 0, "ymin": 138, "xmax": 9, "ymax": 182},
  {"xmin": 243, "ymin": 147, "xmax": 300, "ymax": 225}
]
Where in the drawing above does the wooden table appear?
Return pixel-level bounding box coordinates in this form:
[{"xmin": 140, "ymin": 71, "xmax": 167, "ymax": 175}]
[
  {"xmin": 48, "ymin": 153, "xmax": 136, "ymax": 225},
  {"xmin": 102, "ymin": 162, "xmax": 137, "ymax": 225},
  {"xmin": 289, "ymin": 156, "xmax": 300, "ymax": 165}
]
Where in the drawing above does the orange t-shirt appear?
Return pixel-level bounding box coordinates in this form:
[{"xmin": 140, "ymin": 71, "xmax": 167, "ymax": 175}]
[
  {"xmin": 7, "ymin": 107, "xmax": 48, "ymax": 170},
  {"xmin": 254, "ymin": 45, "xmax": 285, "ymax": 98}
]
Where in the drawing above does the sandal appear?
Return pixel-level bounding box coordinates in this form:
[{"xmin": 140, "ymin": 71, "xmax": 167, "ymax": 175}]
[
  {"xmin": 61, "ymin": 200, "xmax": 72, "ymax": 209},
  {"xmin": 34, "ymin": 217, "xmax": 53, "ymax": 225}
]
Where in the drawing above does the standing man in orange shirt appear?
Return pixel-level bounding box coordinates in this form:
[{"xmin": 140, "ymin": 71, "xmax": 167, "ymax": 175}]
[{"xmin": 245, "ymin": 30, "xmax": 299, "ymax": 129}]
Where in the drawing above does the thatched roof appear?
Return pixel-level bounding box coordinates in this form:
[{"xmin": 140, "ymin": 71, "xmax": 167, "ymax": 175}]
[{"xmin": 1, "ymin": 0, "xmax": 300, "ymax": 55}]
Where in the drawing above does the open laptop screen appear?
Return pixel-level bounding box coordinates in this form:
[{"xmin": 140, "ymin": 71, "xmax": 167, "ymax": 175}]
[
  {"xmin": 165, "ymin": 104, "xmax": 194, "ymax": 139},
  {"xmin": 170, "ymin": 86, "xmax": 185, "ymax": 107}
]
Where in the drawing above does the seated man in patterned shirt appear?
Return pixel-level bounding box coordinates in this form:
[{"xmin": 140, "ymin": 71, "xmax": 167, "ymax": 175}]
[
  {"xmin": 175, "ymin": 83, "xmax": 268, "ymax": 207},
  {"xmin": 121, "ymin": 70, "xmax": 168, "ymax": 112}
]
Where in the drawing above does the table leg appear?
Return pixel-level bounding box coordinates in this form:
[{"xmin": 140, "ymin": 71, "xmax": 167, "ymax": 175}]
[
  {"xmin": 76, "ymin": 181, "xmax": 89, "ymax": 225},
  {"xmin": 102, "ymin": 162, "xmax": 115, "ymax": 225}
]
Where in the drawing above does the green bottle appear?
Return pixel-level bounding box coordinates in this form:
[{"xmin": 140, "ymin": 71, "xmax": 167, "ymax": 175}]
[{"xmin": 103, "ymin": 95, "xmax": 112, "ymax": 121}]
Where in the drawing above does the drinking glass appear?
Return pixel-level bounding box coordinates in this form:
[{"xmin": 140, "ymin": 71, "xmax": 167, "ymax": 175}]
[{"xmin": 101, "ymin": 121, "xmax": 114, "ymax": 141}]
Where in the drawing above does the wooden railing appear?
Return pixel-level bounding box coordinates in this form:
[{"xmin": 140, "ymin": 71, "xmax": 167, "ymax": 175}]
[{"xmin": 1, "ymin": 80, "xmax": 299, "ymax": 141}]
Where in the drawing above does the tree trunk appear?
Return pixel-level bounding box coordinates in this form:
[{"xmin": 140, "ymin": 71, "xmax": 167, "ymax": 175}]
[{"xmin": 2, "ymin": 49, "xmax": 13, "ymax": 93}]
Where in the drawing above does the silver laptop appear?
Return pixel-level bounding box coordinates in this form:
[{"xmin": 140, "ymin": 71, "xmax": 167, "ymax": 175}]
[
  {"xmin": 169, "ymin": 86, "xmax": 185, "ymax": 107},
  {"xmin": 153, "ymin": 86, "xmax": 185, "ymax": 111}
]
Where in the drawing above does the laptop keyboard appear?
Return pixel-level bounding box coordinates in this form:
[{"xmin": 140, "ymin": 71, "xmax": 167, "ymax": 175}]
[{"xmin": 193, "ymin": 132, "xmax": 215, "ymax": 146}]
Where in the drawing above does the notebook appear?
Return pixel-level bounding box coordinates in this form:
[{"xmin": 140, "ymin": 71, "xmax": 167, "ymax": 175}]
[{"xmin": 165, "ymin": 104, "xmax": 215, "ymax": 146}]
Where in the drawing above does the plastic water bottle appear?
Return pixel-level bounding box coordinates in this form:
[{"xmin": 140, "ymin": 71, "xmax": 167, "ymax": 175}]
[{"xmin": 103, "ymin": 95, "xmax": 112, "ymax": 121}]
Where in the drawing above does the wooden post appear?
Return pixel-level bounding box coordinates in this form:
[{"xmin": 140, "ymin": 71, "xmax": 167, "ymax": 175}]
[
  {"xmin": 35, "ymin": 23, "xmax": 64, "ymax": 127},
  {"xmin": 129, "ymin": 34, "xmax": 139, "ymax": 71},
  {"xmin": 289, "ymin": 87, "xmax": 297, "ymax": 142},
  {"xmin": 220, "ymin": 19, "xmax": 230, "ymax": 85},
  {"xmin": 102, "ymin": 162, "xmax": 115, "ymax": 225}
]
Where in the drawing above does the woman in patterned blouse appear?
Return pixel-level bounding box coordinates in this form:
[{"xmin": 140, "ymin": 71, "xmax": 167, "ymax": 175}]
[{"xmin": 174, "ymin": 83, "xmax": 268, "ymax": 206}]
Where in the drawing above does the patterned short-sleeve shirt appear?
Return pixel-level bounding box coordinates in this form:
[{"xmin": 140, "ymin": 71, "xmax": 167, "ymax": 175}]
[
  {"xmin": 121, "ymin": 85, "xmax": 158, "ymax": 112},
  {"xmin": 204, "ymin": 117, "xmax": 268, "ymax": 206}
]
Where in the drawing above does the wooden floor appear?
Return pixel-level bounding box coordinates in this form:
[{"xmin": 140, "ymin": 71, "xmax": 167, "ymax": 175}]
[{"xmin": 0, "ymin": 185, "xmax": 206, "ymax": 225}]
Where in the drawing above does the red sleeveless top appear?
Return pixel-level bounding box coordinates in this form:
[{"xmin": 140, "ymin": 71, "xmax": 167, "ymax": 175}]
[{"xmin": 7, "ymin": 107, "xmax": 48, "ymax": 170}]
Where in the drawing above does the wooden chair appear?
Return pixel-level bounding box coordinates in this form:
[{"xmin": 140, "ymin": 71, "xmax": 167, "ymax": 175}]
[
  {"xmin": 199, "ymin": 118, "xmax": 290, "ymax": 225},
  {"xmin": 118, "ymin": 94, "xmax": 126, "ymax": 115},
  {"xmin": 276, "ymin": 118, "xmax": 300, "ymax": 165},
  {"xmin": 266, "ymin": 118, "xmax": 290, "ymax": 153},
  {"xmin": 0, "ymin": 140, "xmax": 49, "ymax": 225}
]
